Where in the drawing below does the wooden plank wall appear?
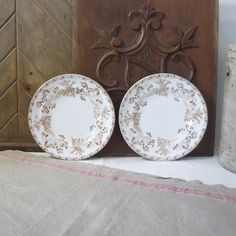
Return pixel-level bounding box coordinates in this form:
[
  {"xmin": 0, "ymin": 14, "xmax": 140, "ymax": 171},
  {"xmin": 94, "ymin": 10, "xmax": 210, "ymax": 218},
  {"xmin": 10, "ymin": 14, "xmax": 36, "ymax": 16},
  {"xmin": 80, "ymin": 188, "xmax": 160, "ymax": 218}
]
[{"xmin": 0, "ymin": 0, "xmax": 72, "ymax": 149}]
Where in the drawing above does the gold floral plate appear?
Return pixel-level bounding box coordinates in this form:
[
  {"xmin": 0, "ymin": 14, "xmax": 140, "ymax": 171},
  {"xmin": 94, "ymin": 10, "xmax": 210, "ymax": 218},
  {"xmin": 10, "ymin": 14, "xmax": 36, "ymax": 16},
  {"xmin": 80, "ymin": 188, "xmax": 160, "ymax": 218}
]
[
  {"xmin": 119, "ymin": 73, "xmax": 208, "ymax": 161},
  {"xmin": 28, "ymin": 74, "xmax": 115, "ymax": 160}
]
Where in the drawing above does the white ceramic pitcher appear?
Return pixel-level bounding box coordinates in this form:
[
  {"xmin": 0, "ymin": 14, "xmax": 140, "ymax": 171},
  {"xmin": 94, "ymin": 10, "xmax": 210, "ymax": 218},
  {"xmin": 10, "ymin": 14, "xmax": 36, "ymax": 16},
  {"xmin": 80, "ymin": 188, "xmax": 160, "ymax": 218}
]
[{"xmin": 219, "ymin": 45, "xmax": 236, "ymax": 173}]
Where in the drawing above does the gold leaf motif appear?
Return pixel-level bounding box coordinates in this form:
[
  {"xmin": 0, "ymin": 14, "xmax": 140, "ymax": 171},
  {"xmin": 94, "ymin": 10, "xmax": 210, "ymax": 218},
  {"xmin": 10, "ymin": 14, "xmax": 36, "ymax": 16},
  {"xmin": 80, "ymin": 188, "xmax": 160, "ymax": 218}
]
[
  {"xmin": 185, "ymin": 108, "xmax": 204, "ymax": 123},
  {"xmin": 34, "ymin": 116, "xmax": 52, "ymax": 134},
  {"xmin": 71, "ymin": 138, "xmax": 84, "ymax": 155},
  {"xmin": 156, "ymin": 138, "xmax": 171, "ymax": 156}
]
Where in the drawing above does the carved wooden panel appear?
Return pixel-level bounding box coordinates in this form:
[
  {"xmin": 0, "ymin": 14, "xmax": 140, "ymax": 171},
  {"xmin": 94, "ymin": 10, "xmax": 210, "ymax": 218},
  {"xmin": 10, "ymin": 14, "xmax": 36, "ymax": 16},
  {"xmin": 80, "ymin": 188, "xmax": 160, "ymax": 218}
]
[
  {"xmin": 73, "ymin": 0, "xmax": 218, "ymax": 156},
  {"xmin": 0, "ymin": 0, "xmax": 72, "ymax": 150}
]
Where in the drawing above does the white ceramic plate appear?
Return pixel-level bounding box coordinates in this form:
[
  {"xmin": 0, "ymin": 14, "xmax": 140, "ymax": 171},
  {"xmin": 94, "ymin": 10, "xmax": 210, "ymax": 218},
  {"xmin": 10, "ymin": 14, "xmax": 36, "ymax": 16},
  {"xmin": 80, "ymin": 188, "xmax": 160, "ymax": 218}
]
[
  {"xmin": 119, "ymin": 73, "xmax": 208, "ymax": 160},
  {"xmin": 28, "ymin": 74, "xmax": 115, "ymax": 160}
]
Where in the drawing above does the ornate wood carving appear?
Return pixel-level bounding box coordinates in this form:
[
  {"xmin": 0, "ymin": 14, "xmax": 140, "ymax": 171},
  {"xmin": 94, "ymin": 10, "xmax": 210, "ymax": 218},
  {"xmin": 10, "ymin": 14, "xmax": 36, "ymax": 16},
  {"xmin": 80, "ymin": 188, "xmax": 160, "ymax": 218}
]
[
  {"xmin": 92, "ymin": 4, "xmax": 198, "ymax": 92},
  {"xmin": 73, "ymin": 0, "xmax": 218, "ymax": 157}
]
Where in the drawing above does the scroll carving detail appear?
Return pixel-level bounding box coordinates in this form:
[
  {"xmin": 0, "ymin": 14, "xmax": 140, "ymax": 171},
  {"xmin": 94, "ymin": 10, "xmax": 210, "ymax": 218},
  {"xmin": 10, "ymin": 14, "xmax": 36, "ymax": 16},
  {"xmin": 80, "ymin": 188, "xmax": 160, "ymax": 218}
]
[{"xmin": 92, "ymin": 4, "xmax": 198, "ymax": 92}]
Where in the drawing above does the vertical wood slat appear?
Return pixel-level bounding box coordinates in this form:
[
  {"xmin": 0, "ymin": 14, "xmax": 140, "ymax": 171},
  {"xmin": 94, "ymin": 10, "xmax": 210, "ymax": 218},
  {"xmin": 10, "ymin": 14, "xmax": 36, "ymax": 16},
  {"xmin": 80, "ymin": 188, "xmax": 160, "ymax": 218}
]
[
  {"xmin": 18, "ymin": 85, "xmax": 32, "ymax": 117},
  {"xmin": 0, "ymin": 83, "xmax": 18, "ymax": 128},
  {"xmin": 36, "ymin": 0, "xmax": 72, "ymax": 36},
  {"xmin": 18, "ymin": 52, "xmax": 46, "ymax": 97},
  {"xmin": 66, "ymin": 0, "xmax": 72, "ymax": 7},
  {"xmin": 18, "ymin": 0, "xmax": 72, "ymax": 69},
  {"xmin": 0, "ymin": 114, "xmax": 18, "ymax": 142},
  {"xmin": 0, "ymin": 49, "xmax": 16, "ymax": 96},
  {"xmin": 0, "ymin": 15, "xmax": 16, "ymax": 62},
  {"xmin": 0, "ymin": 0, "xmax": 18, "ymax": 143},
  {"xmin": 0, "ymin": 0, "xmax": 15, "ymax": 28},
  {"xmin": 18, "ymin": 18, "xmax": 67, "ymax": 85},
  {"xmin": 0, "ymin": 0, "xmax": 72, "ymax": 149}
]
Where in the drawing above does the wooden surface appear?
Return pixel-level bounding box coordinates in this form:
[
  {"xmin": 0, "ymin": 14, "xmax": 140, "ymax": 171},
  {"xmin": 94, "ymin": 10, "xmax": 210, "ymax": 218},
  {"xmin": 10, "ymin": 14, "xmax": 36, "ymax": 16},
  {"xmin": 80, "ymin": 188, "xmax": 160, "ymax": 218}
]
[
  {"xmin": 0, "ymin": 0, "xmax": 72, "ymax": 150},
  {"xmin": 73, "ymin": 0, "xmax": 218, "ymax": 156},
  {"xmin": 0, "ymin": 0, "xmax": 218, "ymax": 156}
]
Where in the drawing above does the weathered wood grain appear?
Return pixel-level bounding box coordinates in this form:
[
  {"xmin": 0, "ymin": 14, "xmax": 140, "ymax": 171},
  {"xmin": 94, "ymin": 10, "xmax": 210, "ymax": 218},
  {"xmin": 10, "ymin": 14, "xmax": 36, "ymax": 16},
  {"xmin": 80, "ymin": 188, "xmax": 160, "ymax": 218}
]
[
  {"xmin": 0, "ymin": 49, "xmax": 16, "ymax": 96},
  {"xmin": 0, "ymin": 3, "xmax": 17, "ymax": 144},
  {"xmin": 0, "ymin": 0, "xmax": 72, "ymax": 150},
  {"xmin": 18, "ymin": 52, "xmax": 46, "ymax": 97},
  {"xmin": 0, "ymin": 83, "xmax": 18, "ymax": 128},
  {"xmin": 0, "ymin": 114, "xmax": 18, "ymax": 142},
  {"xmin": 18, "ymin": 18, "xmax": 67, "ymax": 79},
  {"xmin": 19, "ymin": 114, "xmax": 32, "ymax": 138},
  {"xmin": 18, "ymin": 86, "xmax": 31, "ymax": 120},
  {"xmin": 18, "ymin": 0, "xmax": 72, "ymax": 70},
  {"xmin": 0, "ymin": 15, "xmax": 16, "ymax": 62},
  {"xmin": 0, "ymin": 0, "xmax": 15, "ymax": 28},
  {"xmin": 66, "ymin": 0, "xmax": 72, "ymax": 6},
  {"xmin": 36, "ymin": 0, "xmax": 72, "ymax": 36}
]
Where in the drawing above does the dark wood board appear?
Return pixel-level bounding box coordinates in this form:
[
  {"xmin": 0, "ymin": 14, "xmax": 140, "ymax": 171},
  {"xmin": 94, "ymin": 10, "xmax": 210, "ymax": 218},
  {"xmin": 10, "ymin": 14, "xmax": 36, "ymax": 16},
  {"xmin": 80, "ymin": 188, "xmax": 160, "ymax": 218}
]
[
  {"xmin": 73, "ymin": 0, "xmax": 218, "ymax": 157},
  {"xmin": 0, "ymin": 0, "xmax": 72, "ymax": 151}
]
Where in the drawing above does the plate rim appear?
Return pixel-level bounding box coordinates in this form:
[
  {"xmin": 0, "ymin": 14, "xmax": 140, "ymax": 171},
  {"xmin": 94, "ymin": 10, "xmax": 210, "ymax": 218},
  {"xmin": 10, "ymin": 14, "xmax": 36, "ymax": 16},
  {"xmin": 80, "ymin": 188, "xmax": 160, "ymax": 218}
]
[
  {"xmin": 119, "ymin": 73, "xmax": 208, "ymax": 161},
  {"xmin": 28, "ymin": 73, "xmax": 115, "ymax": 160}
]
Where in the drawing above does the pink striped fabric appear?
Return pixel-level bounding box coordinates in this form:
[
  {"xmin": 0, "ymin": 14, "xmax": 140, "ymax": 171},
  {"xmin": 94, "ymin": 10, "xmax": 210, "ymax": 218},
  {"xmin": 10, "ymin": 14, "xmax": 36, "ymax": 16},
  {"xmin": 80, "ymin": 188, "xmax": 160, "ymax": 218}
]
[{"xmin": 1, "ymin": 152, "xmax": 236, "ymax": 203}]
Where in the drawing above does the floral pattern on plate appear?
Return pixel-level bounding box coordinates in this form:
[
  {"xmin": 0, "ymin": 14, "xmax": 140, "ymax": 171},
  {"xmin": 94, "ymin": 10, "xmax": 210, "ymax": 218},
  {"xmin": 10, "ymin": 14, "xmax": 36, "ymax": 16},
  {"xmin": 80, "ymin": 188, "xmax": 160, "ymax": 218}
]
[
  {"xmin": 119, "ymin": 73, "xmax": 208, "ymax": 160},
  {"xmin": 28, "ymin": 74, "xmax": 115, "ymax": 160}
]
